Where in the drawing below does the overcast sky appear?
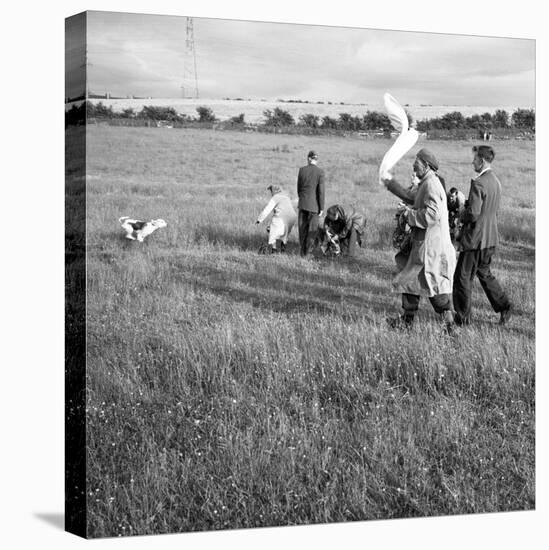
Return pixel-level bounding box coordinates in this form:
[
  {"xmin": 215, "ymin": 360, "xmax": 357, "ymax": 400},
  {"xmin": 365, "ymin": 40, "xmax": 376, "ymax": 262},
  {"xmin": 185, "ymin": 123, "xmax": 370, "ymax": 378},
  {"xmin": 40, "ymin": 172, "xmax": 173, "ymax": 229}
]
[{"xmin": 66, "ymin": 10, "xmax": 535, "ymax": 107}]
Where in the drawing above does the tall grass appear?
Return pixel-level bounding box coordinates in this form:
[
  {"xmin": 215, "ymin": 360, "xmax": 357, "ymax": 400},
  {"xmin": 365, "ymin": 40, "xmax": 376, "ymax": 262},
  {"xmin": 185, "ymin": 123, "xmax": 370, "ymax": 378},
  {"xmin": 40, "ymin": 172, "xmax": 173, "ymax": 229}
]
[{"xmin": 80, "ymin": 126, "xmax": 535, "ymax": 538}]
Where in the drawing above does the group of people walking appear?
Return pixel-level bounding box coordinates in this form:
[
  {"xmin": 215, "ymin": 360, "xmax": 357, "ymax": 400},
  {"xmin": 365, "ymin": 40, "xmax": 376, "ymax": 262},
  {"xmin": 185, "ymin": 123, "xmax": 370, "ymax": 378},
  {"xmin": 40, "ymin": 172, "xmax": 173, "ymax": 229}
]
[
  {"xmin": 383, "ymin": 144, "xmax": 511, "ymax": 330},
  {"xmin": 256, "ymin": 145, "xmax": 511, "ymax": 330}
]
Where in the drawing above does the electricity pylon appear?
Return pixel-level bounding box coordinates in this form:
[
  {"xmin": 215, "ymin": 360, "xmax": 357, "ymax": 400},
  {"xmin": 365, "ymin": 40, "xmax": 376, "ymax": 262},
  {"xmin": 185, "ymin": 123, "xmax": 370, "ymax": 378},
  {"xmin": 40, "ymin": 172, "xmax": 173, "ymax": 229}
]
[{"xmin": 181, "ymin": 17, "xmax": 199, "ymax": 99}]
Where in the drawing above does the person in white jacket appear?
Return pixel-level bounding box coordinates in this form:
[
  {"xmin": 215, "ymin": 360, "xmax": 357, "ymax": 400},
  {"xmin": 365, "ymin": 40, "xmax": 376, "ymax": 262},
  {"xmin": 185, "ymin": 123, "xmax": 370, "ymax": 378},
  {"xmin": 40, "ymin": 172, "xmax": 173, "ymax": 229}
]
[{"xmin": 255, "ymin": 185, "xmax": 297, "ymax": 253}]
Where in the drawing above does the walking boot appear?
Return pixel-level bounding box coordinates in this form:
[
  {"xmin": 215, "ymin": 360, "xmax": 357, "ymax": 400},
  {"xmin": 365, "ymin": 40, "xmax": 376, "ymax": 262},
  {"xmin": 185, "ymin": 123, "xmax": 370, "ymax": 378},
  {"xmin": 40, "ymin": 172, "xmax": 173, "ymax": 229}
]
[
  {"xmin": 499, "ymin": 304, "xmax": 512, "ymax": 325},
  {"xmin": 386, "ymin": 313, "xmax": 414, "ymax": 330},
  {"xmin": 454, "ymin": 312, "xmax": 470, "ymax": 326},
  {"xmin": 441, "ymin": 310, "xmax": 456, "ymax": 335}
]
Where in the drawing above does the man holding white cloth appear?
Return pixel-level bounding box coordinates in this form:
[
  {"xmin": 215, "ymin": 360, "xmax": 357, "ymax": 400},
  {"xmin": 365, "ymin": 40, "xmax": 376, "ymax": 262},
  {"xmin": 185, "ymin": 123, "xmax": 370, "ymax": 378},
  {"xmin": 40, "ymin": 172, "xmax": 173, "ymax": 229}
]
[{"xmin": 382, "ymin": 148, "xmax": 456, "ymax": 331}]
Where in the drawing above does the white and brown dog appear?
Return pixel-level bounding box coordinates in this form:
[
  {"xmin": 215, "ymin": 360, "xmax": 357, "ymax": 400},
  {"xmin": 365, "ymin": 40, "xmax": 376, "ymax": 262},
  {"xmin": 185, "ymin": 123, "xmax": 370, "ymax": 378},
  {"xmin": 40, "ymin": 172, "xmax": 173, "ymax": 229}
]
[{"xmin": 119, "ymin": 216, "xmax": 167, "ymax": 242}]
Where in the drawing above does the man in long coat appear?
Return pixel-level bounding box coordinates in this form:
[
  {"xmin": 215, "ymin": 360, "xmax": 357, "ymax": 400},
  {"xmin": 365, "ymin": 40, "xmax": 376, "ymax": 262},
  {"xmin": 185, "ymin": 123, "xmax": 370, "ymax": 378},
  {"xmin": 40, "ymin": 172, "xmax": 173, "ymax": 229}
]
[
  {"xmin": 453, "ymin": 145, "xmax": 511, "ymax": 325},
  {"xmin": 297, "ymin": 150, "xmax": 325, "ymax": 257},
  {"xmin": 382, "ymin": 148, "xmax": 456, "ymax": 329}
]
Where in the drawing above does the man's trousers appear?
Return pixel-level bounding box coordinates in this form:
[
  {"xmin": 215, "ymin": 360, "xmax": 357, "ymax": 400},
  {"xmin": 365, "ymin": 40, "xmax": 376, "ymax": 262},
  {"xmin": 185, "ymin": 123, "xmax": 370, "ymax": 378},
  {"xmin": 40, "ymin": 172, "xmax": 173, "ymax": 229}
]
[
  {"xmin": 402, "ymin": 293, "xmax": 452, "ymax": 321},
  {"xmin": 298, "ymin": 209, "xmax": 319, "ymax": 257},
  {"xmin": 453, "ymin": 247, "xmax": 510, "ymax": 324}
]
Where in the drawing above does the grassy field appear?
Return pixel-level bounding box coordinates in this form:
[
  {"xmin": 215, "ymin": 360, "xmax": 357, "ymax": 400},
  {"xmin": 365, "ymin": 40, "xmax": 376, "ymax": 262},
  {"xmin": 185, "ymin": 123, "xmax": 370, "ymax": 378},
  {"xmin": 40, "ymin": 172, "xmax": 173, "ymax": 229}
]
[{"xmin": 75, "ymin": 125, "xmax": 535, "ymax": 538}]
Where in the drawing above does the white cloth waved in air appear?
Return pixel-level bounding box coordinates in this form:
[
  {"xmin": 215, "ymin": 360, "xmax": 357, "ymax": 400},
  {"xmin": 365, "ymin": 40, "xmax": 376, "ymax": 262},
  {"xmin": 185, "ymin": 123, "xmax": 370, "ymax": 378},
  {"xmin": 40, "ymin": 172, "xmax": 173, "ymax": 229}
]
[{"xmin": 378, "ymin": 93, "xmax": 419, "ymax": 185}]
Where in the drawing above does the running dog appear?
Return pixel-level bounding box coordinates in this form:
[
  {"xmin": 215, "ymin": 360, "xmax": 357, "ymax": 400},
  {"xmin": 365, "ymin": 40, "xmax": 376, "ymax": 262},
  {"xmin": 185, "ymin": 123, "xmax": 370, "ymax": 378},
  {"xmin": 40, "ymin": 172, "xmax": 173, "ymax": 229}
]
[{"xmin": 119, "ymin": 217, "xmax": 167, "ymax": 241}]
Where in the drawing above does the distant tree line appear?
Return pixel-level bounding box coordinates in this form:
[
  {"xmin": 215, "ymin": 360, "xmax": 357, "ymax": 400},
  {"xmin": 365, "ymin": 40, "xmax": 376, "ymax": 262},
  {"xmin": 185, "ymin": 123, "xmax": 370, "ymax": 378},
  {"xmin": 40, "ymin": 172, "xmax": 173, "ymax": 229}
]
[
  {"xmin": 275, "ymin": 98, "xmax": 348, "ymax": 105},
  {"xmin": 415, "ymin": 109, "xmax": 535, "ymax": 132},
  {"xmin": 86, "ymin": 102, "xmax": 220, "ymax": 123},
  {"xmin": 262, "ymin": 107, "xmax": 411, "ymax": 132},
  {"xmin": 66, "ymin": 102, "xmax": 235, "ymax": 128},
  {"xmin": 66, "ymin": 101, "xmax": 535, "ymax": 134},
  {"xmin": 263, "ymin": 107, "xmax": 534, "ymax": 132}
]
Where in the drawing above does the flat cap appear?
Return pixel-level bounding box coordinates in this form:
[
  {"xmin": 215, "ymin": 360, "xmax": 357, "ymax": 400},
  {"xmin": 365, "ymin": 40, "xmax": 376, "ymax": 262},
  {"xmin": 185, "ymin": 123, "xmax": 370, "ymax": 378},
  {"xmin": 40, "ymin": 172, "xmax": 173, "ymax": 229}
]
[{"xmin": 416, "ymin": 148, "xmax": 439, "ymax": 171}]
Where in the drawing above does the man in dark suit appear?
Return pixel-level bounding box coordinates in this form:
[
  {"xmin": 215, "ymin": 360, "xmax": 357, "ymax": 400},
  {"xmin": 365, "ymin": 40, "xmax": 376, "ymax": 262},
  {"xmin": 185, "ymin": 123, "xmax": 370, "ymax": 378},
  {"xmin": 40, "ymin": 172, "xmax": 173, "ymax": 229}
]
[
  {"xmin": 453, "ymin": 145, "xmax": 511, "ymax": 325},
  {"xmin": 297, "ymin": 150, "xmax": 325, "ymax": 257}
]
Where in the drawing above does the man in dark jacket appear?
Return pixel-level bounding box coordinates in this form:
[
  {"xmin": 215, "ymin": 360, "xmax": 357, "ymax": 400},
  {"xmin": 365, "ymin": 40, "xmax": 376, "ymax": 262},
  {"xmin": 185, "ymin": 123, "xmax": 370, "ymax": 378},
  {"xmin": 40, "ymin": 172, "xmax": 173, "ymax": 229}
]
[
  {"xmin": 297, "ymin": 150, "xmax": 325, "ymax": 257},
  {"xmin": 453, "ymin": 145, "xmax": 511, "ymax": 325}
]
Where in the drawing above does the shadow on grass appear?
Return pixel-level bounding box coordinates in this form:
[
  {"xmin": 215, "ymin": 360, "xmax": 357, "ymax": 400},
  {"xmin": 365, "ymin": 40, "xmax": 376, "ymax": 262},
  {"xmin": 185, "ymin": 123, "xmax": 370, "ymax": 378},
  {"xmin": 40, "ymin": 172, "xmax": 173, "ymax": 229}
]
[
  {"xmin": 177, "ymin": 223, "xmax": 442, "ymax": 320},
  {"xmin": 194, "ymin": 275, "xmax": 391, "ymax": 320},
  {"xmin": 172, "ymin": 248, "xmax": 533, "ymax": 332},
  {"xmin": 175, "ymin": 253, "xmax": 400, "ymax": 320},
  {"xmin": 193, "ymin": 223, "xmax": 397, "ymax": 269}
]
